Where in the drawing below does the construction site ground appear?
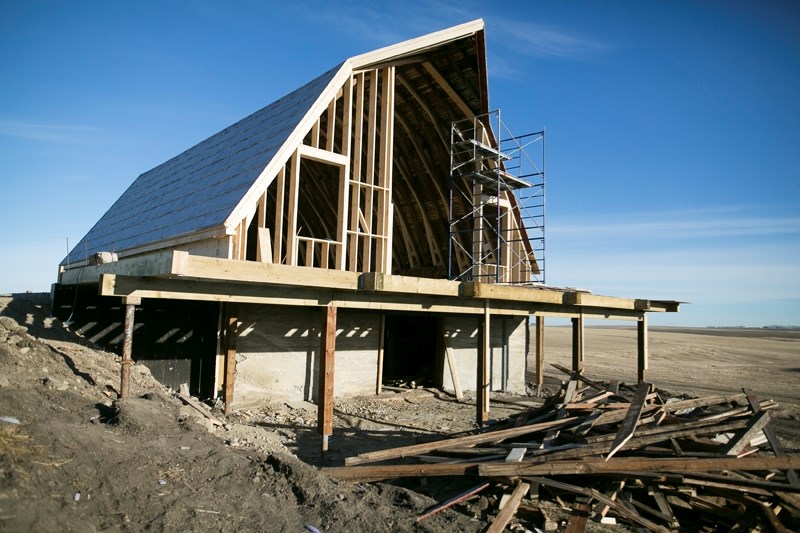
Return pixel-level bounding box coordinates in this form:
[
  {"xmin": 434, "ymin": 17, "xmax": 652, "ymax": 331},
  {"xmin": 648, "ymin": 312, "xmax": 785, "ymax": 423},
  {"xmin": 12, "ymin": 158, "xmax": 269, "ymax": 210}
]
[{"xmin": 1, "ymin": 293, "xmax": 798, "ymax": 531}]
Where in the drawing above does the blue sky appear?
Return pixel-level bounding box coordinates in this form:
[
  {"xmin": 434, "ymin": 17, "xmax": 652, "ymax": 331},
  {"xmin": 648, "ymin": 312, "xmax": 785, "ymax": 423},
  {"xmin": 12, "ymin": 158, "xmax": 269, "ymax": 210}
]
[{"xmin": 1, "ymin": 1, "xmax": 798, "ymax": 327}]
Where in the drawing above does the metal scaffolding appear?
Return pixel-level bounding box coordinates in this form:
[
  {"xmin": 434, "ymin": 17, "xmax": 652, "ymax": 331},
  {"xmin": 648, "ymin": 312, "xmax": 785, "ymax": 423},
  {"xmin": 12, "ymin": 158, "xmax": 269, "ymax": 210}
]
[{"xmin": 448, "ymin": 110, "xmax": 545, "ymax": 284}]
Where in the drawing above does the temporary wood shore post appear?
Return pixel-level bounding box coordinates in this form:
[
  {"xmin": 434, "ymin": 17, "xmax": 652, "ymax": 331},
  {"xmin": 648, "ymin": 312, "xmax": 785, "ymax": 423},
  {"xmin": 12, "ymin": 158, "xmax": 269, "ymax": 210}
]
[
  {"xmin": 223, "ymin": 304, "xmax": 238, "ymax": 414},
  {"xmin": 571, "ymin": 315, "xmax": 584, "ymax": 373},
  {"xmin": 637, "ymin": 314, "xmax": 648, "ymax": 383},
  {"xmin": 535, "ymin": 316, "xmax": 545, "ymax": 393},
  {"xmin": 118, "ymin": 296, "xmax": 139, "ymax": 399},
  {"xmin": 375, "ymin": 314, "xmax": 385, "ymax": 395},
  {"xmin": 477, "ymin": 301, "xmax": 491, "ymax": 425},
  {"xmin": 318, "ymin": 305, "xmax": 337, "ymax": 454}
]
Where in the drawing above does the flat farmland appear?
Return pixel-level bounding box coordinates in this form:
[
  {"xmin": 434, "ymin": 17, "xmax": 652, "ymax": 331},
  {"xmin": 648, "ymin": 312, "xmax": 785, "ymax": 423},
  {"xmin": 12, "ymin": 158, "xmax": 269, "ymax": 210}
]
[{"xmin": 533, "ymin": 325, "xmax": 800, "ymax": 448}]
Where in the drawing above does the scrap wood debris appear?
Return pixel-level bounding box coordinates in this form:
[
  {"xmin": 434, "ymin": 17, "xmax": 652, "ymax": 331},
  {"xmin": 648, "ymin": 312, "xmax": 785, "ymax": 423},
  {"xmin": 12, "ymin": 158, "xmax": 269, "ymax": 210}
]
[{"xmin": 325, "ymin": 367, "xmax": 800, "ymax": 532}]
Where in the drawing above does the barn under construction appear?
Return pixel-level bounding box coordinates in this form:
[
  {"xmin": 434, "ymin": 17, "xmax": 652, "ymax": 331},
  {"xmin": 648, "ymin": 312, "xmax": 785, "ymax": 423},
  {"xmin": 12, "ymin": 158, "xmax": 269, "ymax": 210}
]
[{"xmin": 52, "ymin": 20, "xmax": 679, "ymax": 448}]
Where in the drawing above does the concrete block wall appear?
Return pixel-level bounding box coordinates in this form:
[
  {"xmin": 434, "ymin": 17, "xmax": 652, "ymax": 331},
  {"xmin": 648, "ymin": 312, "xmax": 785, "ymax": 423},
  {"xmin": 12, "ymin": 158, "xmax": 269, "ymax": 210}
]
[
  {"xmin": 441, "ymin": 314, "xmax": 528, "ymax": 395},
  {"xmin": 235, "ymin": 304, "xmax": 380, "ymax": 405}
]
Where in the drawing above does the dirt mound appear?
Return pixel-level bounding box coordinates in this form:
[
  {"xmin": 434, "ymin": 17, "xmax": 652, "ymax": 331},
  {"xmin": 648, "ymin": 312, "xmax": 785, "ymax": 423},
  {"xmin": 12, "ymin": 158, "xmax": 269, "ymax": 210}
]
[{"xmin": 0, "ymin": 295, "xmax": 482, "ymax": 532}]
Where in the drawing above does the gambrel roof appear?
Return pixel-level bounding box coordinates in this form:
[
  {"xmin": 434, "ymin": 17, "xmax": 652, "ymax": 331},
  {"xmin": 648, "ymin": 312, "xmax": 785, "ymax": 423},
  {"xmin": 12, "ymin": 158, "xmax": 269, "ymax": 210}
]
[
  {"xmin": 63, "ymin": 65, "xmax": 342, "ymax": 266},
  {"xmin": 62, "ymin": 20, "xmax": 492, "ymax": 274}
]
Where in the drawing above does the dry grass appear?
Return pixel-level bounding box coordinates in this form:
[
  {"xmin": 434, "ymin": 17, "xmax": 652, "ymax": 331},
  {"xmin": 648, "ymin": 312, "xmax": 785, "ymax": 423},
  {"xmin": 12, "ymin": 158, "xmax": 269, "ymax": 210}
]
[{"xmin": 0, "ymin": 425, "xmax": 34, "ymax": 457}]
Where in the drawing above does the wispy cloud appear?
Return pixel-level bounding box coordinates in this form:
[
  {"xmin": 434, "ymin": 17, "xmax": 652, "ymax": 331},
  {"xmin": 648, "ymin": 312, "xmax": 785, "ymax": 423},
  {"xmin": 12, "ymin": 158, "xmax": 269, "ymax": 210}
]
[
  {"xmin": 491, "ymin": 19, "xmax": 614, "ymax": 60},
  {"xmin": 0, "ymin": 120, "xmax": 106, "ymax": 144},
  {"xmin": 550, "ymin": 208, "xmax": 800, "ymax": 240}
]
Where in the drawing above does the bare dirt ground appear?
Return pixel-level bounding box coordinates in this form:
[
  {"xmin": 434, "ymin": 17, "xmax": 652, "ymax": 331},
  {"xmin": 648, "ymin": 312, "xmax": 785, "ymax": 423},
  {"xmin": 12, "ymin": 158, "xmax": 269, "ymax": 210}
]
[
  {"xmin": 1, "ymin": 293, "xmax": 798, "ymax": 532},
  {"xmin": 537, "ymin": 325, "xmax": 800, "ymax": 450}
]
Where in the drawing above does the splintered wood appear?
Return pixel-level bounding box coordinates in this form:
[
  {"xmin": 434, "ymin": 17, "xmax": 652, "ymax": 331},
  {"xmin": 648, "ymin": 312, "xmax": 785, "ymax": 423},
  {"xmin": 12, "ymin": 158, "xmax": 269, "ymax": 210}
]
[{"xmin": 325, "ymin": 369, "xmax": 800, "ymax": 532}]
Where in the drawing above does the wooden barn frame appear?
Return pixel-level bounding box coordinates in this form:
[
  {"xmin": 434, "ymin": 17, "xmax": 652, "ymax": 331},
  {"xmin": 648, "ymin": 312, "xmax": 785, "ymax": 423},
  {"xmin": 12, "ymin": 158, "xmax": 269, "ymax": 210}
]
[{"xmin": 54, "ymin": 20, "xmax": 679, "ymax": 450}]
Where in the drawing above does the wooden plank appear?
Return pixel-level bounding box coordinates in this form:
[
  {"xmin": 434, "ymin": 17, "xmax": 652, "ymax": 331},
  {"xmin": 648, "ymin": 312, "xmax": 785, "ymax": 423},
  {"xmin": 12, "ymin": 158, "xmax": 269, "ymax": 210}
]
[
  {"xmin": 551, "ymin": 363, "xmax": 608, "ymax": 392},
  {"xmin": 273, "ymin": 167, "xmax": 286, "ymax": 264},
  {"xmin": 520, "ymin": 476, "xmax": 672, "ymax": 533},
  {"xmin": 564, "ymin": 499, "xmax": 590, "ymax": 533},
  {"xmin": 350, "ymin": 20, "xmax": 483, "ymax": 70},
  {"xmin": 344, "ymin": 416, "xmax": 580, "ymax": 466},
  {"xmin": 417, "ymin": 482, "xmax": 490, "ymax": 522},
  {"xmin": 444, "ymin": 346, "xmax": 463, "ymax": 401},
  {"xmin": 460, "ymin": 282, "xmax": 564, "ymax": 304},
  {"xmin": 325, "ymin": 97, "xmax": 336, "ymax": 151},
  {"xmin": 571, "ymin": 315, "xmax": 584, "ymax": 373},
  {"xmin": 325, "ymin": 462, "xmax": 482, "ymax": 482},
  {"xmin": 177, "ymin": 254, "xmax": 361, "ymax": 289},
  {"xmin": 223, "ymin": 304, "xmax": 238, "ymax": 414},
  {"xmin": 607, "ymin": 381, "xmax": 650, "ymax": 459},
  {"xmin": 59, "ymin": 249, "xmax": 178, "ymax": 285},
  {"xmin": 535, "ymin": 315, "xmax": 544, "ymax": 391},
  {"xmin": 375, "ymin": 66, "xmax": 395, "ymax": 273},
  {"xmin": 297, "ymin": 144, "xmax": 350, "ymax": 167},
  {"xmin": 745, "ymin": 388, "xmax": 800, "ymax": 486},
  {"xmin": 362, "ymin": 68, "xmax": 378, "ymax": 272},
  {"xmin": 376, "ymin": 314, "xmax": 385, "ymax": 395},
  {"xmin": 637, "ymin": 315, "xmax": 648, "ymax": 383},
  {"xmin": 317, "ymin": 306, "xmax": 337, "ymax": 449},
  {"xmin": 478, "ymin": 455, "xmax": 800, "ymax": 477},
  {"xmin": 564, "ymin": 292, "xmax": 638, "ymax": 310},
  {"xmin": 177, "ymin": 386, "xmax": 223, "ymax": 427},
  {"xmin": 100, "ymin": 274, "xmax": 535, "ymax": 317},
  {"xmin": 722, "ymin": 410, "xmax": 770, "ymax": 456},
  {"xmin": 358, "ymin": 272, "xmax": 461, "ymax": 296},
  {"xmin": 347, "ymin": 72, "xmax": 364, "ymax": 271},
  {"xmin": 286, "ymin": 150, "xmax": 301, "ymax": 266},
  {"xmin": 477, "ymin": 301, "xmax": 490, "ymax": 425},
  {"xmin": 486, "ymin": 482, "xmax": 529, "ymax": 533},
  {"xmin": 256, "ymin": 227, "xmax": 272, "ymax": 263}
]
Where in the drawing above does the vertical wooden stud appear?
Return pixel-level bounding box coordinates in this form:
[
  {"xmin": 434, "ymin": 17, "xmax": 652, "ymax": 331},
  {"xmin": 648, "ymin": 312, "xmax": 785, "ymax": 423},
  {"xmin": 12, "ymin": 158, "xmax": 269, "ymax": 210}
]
[
  {"xmin": 287, "ymin": 151, "xmax": 301, "ymax": 266},
  {"xmin": 273, "ymin": 166, "xmax": 286, "ymax": 264}
]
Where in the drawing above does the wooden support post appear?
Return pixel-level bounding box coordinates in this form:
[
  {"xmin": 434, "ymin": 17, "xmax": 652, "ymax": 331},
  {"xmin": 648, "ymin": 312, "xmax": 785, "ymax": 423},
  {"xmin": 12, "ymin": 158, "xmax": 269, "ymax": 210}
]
[
  {"xmin": 318, "ymin": 305, "xmax": 337, "ymax": 453},
  {"xmin": 375, "ymin": 314, "xmax": 385, "ymax": 395},
  {"xmin": 571, "ymin": 315, "xmax": 584, "ymax": 374},
  {"xmin": 637, "ymin": 314, "xmax": 648, "ymax": 383},
  {"xmin": 223, "ymin": 304, "xmax": 238, "ymax": 414},
  {"xmin": 119, "ymin": 298, "xmax": 138, "ymax": 399},
  {"xmin": 535, "ymin": 315, "xmax": 544, "ymax": 393},
  {"xmin": 477, "ymin": 302, "xmax": 491, "ymax": 425}
]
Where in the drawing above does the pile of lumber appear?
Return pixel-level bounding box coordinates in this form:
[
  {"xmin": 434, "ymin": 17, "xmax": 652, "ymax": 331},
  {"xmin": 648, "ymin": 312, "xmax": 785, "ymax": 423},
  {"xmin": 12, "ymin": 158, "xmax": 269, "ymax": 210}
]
[{"xmin": 325, "ymin": 368, "xmax": 800, "ymax": 532}]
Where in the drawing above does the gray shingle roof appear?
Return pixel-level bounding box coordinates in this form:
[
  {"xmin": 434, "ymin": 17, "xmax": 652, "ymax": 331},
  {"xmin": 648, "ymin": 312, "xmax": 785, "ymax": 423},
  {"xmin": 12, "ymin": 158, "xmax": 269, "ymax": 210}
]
[{"xmin": 62, "ymin": 63, "xmax": 342, "ymax": 266}]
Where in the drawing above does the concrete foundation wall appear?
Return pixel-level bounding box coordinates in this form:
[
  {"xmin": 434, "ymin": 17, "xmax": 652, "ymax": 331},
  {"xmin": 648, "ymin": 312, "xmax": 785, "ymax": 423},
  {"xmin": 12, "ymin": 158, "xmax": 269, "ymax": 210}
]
[
  {"xmin": 442, "ymin": 314, "xmax": 528, "ymax": 395},
  {"xmin": 235, "ymin": 305, "xmax": 380, "ymax": 405}
]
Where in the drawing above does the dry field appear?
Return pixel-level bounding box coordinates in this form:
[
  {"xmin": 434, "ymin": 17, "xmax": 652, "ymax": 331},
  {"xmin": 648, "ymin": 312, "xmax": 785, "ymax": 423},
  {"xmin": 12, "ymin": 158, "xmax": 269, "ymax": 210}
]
[{"xmin": 535, "ymin": 325, "xmax": 800, "ymax": 448}]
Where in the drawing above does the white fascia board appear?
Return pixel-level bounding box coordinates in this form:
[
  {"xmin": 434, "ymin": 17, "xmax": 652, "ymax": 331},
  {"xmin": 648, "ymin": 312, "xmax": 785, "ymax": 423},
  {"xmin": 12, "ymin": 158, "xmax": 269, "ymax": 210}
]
[
  {"xmin": 222, "ymin": 60, "xmax": 355, "ymax": 231},
  {"xmin": 350, "ymin": 19, "xmax": 484, "ymax": 70}
]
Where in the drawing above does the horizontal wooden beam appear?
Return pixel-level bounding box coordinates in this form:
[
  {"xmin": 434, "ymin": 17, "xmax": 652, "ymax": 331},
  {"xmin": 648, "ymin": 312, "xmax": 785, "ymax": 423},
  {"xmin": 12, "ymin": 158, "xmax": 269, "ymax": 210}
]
[
  {"xmin": 59, "ymin": 250, "xmax": 181, "ymax": 285},
  {"xmin": 63, "ymin": 250, "xmax": 679, "ymax": 315},
  {"xmin": 478, "ymin": 455, "xmax": 800, "ymax": 477},
  {"xmin": 297, "ymin": 144, "xmax": 350, "ymax": 167},
  {"xmin": 99, "ymin": 274, "xmax": 532, "ymax": 316},
  {"xmin": 460, "ymin": 282, "xmax": 564, "ymax": 304},
  {"xmin": 359, "ymin": 272, "xmax": 461, "ymax": 297},
  {"xmin": 324, "ymin": 455, "xmax": 800, "ymax": 483}
]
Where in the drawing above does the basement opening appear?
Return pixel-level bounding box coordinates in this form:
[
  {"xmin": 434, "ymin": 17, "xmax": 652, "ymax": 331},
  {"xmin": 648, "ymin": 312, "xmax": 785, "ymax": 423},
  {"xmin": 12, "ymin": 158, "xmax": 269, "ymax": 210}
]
[{"xmin": 382, "ymin": 313, "xmax": 439, "ymax": 388}]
